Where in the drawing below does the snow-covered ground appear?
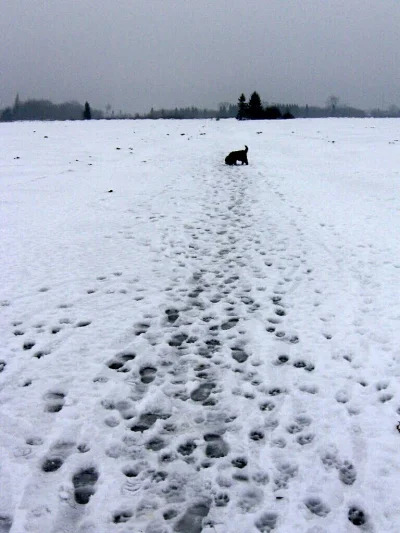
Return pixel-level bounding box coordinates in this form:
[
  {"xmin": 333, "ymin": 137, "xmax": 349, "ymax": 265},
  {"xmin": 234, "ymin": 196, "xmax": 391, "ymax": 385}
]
[{"xmin": 1, "ymin": 117, "xmax": 400, "ymax": 533}]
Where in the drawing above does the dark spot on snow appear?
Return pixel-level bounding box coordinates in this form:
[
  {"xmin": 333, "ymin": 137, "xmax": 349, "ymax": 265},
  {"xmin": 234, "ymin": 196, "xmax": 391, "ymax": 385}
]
[
  {"xmin": 134, "ymin": 322, "xmax": 150, "ymax": 335},
  {"xmin": 269, "ymin": 388, "xmax": 283, "ymax": 396},
  {"xmin": 76, "ymin": 320, "xmax": 91, "ymax": 328},
  {"xmin": 174, "ymin": 501, "xmax": 211, "ymax": 533},
  {"xmin": 348, "ymin": 506, "xmax": 366, "ymax": 526},
  {"xmin": 44, "ymin": 391, "xmax": 65, "ymax": 413},
  {"xmin": 275, "ymin": 354, "xmax": 289, "ymax": 365},
  {"xmin": 204, "ymin": 434, "xmax": 228, "ymax": 458},
  {"xmin": 139, "ymin": 366, "xmax": 157, "ymax": 384},
  {"xmin": 26, "ymin": 436, "xmax": 43, "ymax": 446},
  {"xmin": 260, "ymin": 400, "xmax": 275, "ymax": 411},
  {"xmin": 231, "ymin": 347, "xmax": 248, "ymax": 363},
  {"xmin": 221, "ymin": 318, "xmax": 239, "ymax": 330},
  {"xmin": 123, "ymin": 466, "xmax": 139, "ymax": 477},
  {"xmin": 42, "ymin": 457, "xmax": 63, "ymax": 472},
  {"xmin": 296, "ymin": 433, "xmax": 314, "ymax": 445},
  {"xmin": 178, "ymin": 440, "xmax": 197, "ymax": 456},
  {"xmin": 152, "ymin": 471, "xmax": 168, "ymax": 482},
  {"xmin": 163, "ymin": 508, "xmax": 179, "ymax": 520},
  {"xmin": 0, "ymin": 515, "xmax": 13, "ymax": 533},
  {"xmin": 232, "ymin": 457, "xmax": 247, "ymax": 469},
  {"xmin": 107, "ymin": 352, "xmax": 135, "ymax": 371},
  {"xmin": 130, "ymin": 413, "xmax": 170, "ymax": 432},
  {"xmin": 72, "ymin": 467, "xmax": 99, "ymax": 504},
  {"xmin": 107, "ymin": 361, "xmax": 125, "ymax": 371},
  {"xmin": 255, "ymin": 511, "xmax": 278, "ymax": 532},
  {"xmin": 379, "ymin": 393, "xmax": 393, "ymax": 403},
  {"xmin": 339, "ymin": 461, "xmax": 357, "ymax": 485},
  {"xmin": 190, "ymin": 382, "xmax": 215, "ymax": 402},
  {"xmin": 113, "ymin": 511, "xmax": 132, "ymax": 523},
  {"xmin": 145, "ymin": 437, "xmax": 166, "ymax": 451},
  {"xmin": 168, "ymin": 333, "xmax": 188, "ymax": 347},
  {"xmin": 252, "ymin": 471, "xmax": 269, "ymax": 485},
  {"xmin": 23, "ymin": 341, "xmax": 35, "ymax": 350},
  {"xmin": 304, "ymin": 497, "xmax": 330, "ymax": 517},
  {"xmin": 215, "ymin": 493, "xmax": 230, "ymax": 506},
  {"xmin": 166, "ymin": 308, "xmax": 179, "ymax": 323},
  {"xmin": 274, "ymin": 463, "xmax": 298, "ymax": 489},
  {"xmin": 205, "ymin": 338, "xmax": 220, "ymax": 348},
  {"xmin": 250, "ymin": 430, "xmax": 264, "ymax": 441}
]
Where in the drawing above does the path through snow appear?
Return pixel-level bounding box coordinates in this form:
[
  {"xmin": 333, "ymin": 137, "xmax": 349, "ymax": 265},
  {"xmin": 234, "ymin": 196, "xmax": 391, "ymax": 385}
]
[{"xmin": 1, "ymin": 119, "xmax": 400, "ymax": 532}]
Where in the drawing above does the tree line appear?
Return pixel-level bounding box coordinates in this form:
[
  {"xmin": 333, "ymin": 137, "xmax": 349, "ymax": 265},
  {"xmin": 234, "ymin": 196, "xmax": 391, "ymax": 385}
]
[
  {"xmin": 0, "ymin": 95, "xmax": 103, "ymax": 122},
  {"xmin": 2, "ymin": 93, "xmax": 400, "ymax": 122},
  {"xmin": 236, "ymin": 92, "xmax": 293, "ymax": 120}
]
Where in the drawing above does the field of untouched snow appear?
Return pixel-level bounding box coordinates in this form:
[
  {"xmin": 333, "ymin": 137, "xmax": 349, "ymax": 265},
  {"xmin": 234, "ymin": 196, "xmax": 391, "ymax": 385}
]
[{"xmin": 1, "ymin": 117, "xmax": 400, "ymax": 533}]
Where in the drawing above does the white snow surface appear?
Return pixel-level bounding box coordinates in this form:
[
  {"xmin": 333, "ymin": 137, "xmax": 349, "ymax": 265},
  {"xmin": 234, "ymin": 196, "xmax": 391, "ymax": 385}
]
[{"xmin": 1, "ymin": 118, "xmax": 400, "ymax": 533}]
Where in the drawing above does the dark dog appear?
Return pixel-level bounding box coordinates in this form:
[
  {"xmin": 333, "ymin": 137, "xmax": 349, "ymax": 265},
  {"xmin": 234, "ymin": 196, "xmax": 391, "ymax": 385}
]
[{"xmin": 225, "ymin": 145, "xmax": 248, "ymax": 165}]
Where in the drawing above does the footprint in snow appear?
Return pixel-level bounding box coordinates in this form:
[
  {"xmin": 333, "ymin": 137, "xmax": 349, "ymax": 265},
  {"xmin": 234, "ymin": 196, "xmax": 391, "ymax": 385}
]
[
  {"xmin": 41, "ymin": 440, "xmax": 75, "ymax": 472},
  {"xmin": 72, "ymin": 467, "xmax": 99, "ymax": 504},
  {"xmin": 44, "ymin": 391, "xmax": 65, "ymax": 413}
]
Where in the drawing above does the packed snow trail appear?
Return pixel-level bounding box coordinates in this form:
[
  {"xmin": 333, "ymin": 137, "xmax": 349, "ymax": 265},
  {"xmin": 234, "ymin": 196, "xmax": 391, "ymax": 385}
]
[{"xmin": 1, "ymin": 119, "xmax": 400, "ymax": 533}]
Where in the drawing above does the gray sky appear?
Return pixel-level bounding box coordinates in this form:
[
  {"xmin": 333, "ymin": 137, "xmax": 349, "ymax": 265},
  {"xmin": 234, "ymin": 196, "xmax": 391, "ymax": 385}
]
[{"xmin": 1, "ymin": 0, "xmax": 400, "ymax": 114}]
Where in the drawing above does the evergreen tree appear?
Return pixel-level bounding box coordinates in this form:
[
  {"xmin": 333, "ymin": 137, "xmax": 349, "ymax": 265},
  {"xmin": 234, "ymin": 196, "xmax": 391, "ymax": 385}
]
[
  {"xmin": 264, "ymin": 105, "xmax": 282, "ymax": 120},
  {"xmin": 83, "ymin": 101, "xmax": 92, "ymax": 120},
  {"xmin": 326, "ymin": 95, "xmax": 339, "ymax": 116},
  {"xmin": 237, "ymin": 93, "xmax": 248, "ymax": 120},
  {"xmin": 248, "ymin": 91, "xmax": 263, "ymax": 119},
  {"xmin": 1, "ymin": 107, "xmax": 13, "ymax": 122},
  {"xmin": 13, "ymin": 93, "xmax": 21, "ymax": 120},
  {"xmin": 282, "ymin": 108, "xmax": 294, "ymax": 119}
]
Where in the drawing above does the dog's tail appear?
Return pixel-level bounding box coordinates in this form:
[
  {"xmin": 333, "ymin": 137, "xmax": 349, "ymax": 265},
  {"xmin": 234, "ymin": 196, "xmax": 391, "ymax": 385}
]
[{"xmin": 244, "ymin": 145, "xmax": 248, "ymax": 153}]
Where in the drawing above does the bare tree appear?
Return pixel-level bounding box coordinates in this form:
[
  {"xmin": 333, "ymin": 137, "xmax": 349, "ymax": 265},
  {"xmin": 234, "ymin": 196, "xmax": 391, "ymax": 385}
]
[{"xmin": 326, "ymin": 95, "xmax": 340, "ymax": 115}]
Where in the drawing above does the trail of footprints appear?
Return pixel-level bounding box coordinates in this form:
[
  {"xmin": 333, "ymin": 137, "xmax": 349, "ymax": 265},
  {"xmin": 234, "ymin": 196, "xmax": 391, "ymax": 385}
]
[
  {"xmin": 1, "ymin": 168, "xmax": 374, "ymax": 532},
  {"xmin": 86, "ymin": 169, "xmax": 367, "ymax": 531}
]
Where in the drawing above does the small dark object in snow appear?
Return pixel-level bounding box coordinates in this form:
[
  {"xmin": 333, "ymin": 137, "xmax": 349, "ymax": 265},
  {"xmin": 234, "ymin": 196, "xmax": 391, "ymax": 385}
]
[
  {"xmin": 396, "ymin": 421, "xmax": 400, "ymax": 433},
  {"xmin": 348, "ymin": 506, "xmax": 366, "ymax": 526},
  {"xmin": 14, "ymin": 156, "xmax": 20, "ymax": 159},
  {"xmin": 108, "ymin": 190, "xmax": 113, "ymax": 193},
  {"xmin": 181, "ymin": 133, "xmax": 185, "ymax": 135},
  {"xmin": 44, "ymin": 136, "xmax": 48, "ymax": 138}
]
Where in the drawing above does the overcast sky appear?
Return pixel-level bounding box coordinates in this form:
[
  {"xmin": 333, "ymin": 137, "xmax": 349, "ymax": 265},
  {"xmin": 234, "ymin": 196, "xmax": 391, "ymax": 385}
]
[{"xmin": 1, "ymin": 0, "xmax": 399, "ymax": 114}]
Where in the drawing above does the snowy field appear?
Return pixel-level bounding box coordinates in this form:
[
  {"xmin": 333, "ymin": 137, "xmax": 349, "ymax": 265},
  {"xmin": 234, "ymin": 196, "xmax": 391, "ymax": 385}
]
[{"xmin": 1, "ymin": 117, "xmax": 400, "ymax": 533}]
